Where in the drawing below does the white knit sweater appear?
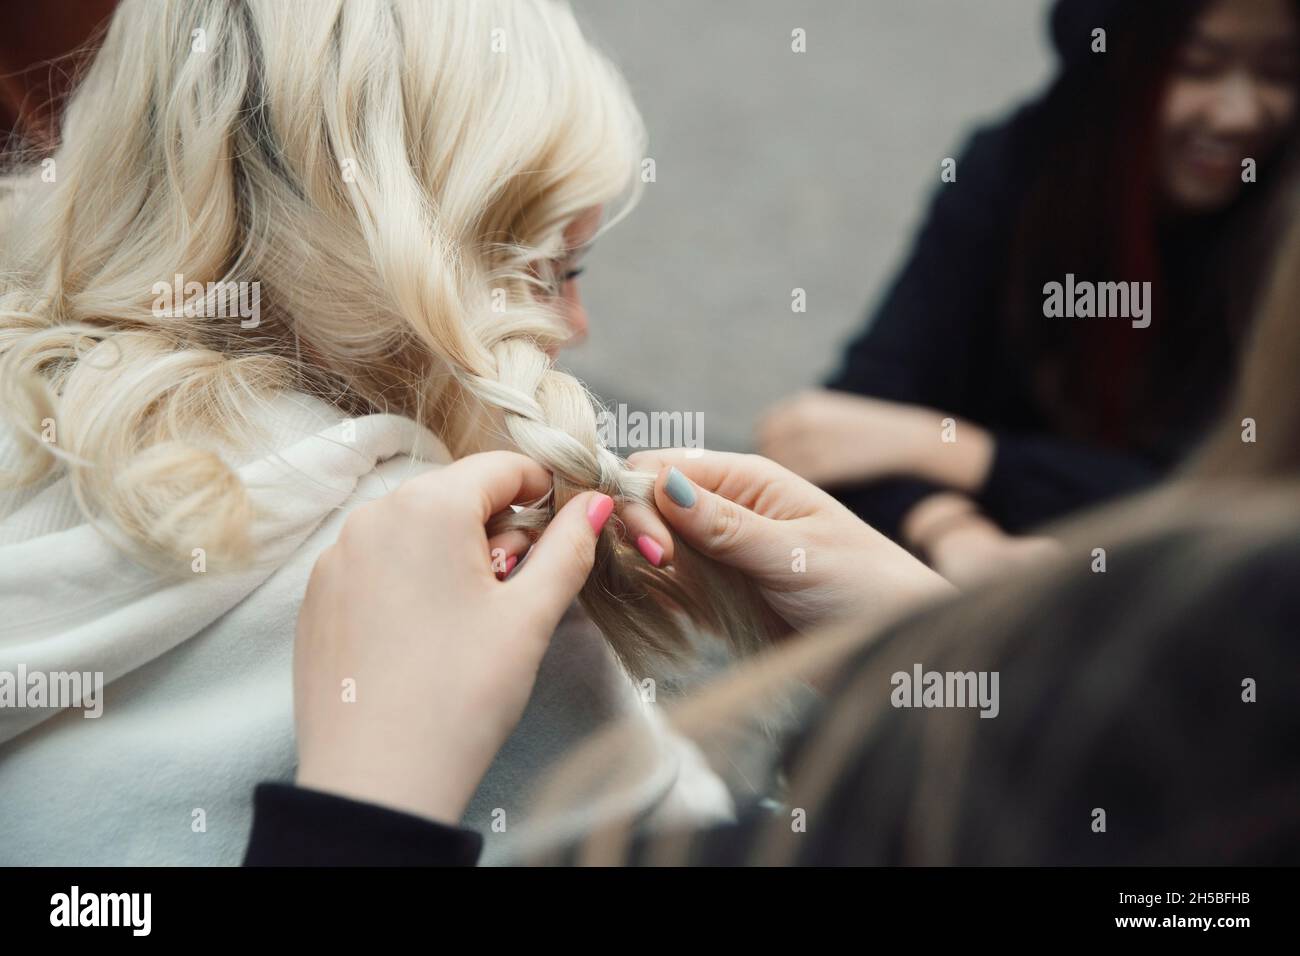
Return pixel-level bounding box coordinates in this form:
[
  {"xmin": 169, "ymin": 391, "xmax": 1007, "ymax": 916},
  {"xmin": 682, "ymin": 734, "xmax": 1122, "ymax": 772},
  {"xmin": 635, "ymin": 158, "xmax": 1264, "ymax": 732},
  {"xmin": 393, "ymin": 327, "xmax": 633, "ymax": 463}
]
[{"xmin": 0, "ymin": 393, "xmax": 732, "ymax": 865}]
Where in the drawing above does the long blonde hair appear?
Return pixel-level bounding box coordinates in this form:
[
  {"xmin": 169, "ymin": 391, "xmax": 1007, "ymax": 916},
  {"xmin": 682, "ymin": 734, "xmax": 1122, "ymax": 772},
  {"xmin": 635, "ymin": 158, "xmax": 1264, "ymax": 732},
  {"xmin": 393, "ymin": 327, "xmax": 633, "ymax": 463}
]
[{"xmin": 0, "ymin": 0, "xmax": 774, "ymax": 674}]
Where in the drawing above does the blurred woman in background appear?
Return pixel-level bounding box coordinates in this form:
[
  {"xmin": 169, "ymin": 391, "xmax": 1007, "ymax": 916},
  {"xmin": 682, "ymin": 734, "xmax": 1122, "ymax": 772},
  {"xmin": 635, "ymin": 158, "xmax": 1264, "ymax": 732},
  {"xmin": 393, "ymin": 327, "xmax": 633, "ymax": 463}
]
[{"xmin": 760, "ymin": 0, "xmax": 1300, "ymax": 586}]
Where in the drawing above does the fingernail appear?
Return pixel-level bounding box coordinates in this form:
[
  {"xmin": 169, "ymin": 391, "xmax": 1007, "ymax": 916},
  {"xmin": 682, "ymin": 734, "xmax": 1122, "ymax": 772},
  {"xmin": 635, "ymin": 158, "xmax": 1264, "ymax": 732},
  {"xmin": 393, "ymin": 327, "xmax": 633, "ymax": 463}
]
[
  {"xmin": 635, "ymin": 534, "xmax": 664, "ymax": 567},
  {"xmin": 664, "ymin": 467, "xmax": 696, "ymax": 508},
  {"xmin": 587, "ymin": 493, "xmax": 614, "ymax": 533},
  {"xmin": 495, "ymin": 553, "xmax": 518, "ymax": 581},
  {"xmin": 507, "ymin": 547, "xmax": 531, "ymax": 579}
]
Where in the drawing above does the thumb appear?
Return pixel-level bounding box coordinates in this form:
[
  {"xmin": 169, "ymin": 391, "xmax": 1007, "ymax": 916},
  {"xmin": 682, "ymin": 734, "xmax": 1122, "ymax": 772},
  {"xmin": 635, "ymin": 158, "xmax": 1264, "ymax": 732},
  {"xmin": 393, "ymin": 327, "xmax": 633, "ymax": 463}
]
[
  {"xmin": 509, "ymin": 491, "xmax": 612, "ymax": 622},
  {"xmin": 653, "ymin": 466, "xmax": 776, "ymax": 568}
]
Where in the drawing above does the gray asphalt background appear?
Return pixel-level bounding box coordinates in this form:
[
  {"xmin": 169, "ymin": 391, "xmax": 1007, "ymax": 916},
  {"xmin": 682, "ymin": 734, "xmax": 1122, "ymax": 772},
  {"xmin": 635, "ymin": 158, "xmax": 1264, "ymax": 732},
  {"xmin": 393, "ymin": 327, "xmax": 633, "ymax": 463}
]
[{"xmin": 565, "ymin": 0, "xmax": 1053, "ymax": 450}]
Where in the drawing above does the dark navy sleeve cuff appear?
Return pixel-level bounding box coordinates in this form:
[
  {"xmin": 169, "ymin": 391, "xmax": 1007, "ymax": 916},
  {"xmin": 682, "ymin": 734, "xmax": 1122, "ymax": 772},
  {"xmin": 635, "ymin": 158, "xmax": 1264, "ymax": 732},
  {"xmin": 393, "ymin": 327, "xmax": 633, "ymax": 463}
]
[{"xmin": 243, "ymin": 782, "xmax": 483, "ymax": 867}]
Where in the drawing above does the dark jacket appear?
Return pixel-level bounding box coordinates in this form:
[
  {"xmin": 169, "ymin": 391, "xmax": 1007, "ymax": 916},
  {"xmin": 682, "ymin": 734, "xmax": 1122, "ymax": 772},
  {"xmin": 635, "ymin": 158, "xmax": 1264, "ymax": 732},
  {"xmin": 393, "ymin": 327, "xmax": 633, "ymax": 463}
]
[{"xmin": 825, "ymin": 104, "xmax": 1167, "ymax": 539}]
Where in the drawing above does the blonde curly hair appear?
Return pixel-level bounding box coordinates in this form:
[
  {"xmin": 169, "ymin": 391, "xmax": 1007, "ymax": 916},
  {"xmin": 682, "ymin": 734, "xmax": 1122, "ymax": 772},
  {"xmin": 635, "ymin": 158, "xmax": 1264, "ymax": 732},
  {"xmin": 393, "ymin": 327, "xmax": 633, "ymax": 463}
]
[{"xmin": 0, "ymin": 0, "xmax": 774, "ymax": 675}]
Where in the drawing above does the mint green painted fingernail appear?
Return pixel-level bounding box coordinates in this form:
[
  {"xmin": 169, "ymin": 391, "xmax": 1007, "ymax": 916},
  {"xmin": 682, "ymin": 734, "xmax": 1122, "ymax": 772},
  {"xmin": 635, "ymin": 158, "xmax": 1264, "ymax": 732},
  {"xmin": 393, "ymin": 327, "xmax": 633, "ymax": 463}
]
[{"xmin": 665, "ymin": 467, "xmax": 696, "ymax": 508}]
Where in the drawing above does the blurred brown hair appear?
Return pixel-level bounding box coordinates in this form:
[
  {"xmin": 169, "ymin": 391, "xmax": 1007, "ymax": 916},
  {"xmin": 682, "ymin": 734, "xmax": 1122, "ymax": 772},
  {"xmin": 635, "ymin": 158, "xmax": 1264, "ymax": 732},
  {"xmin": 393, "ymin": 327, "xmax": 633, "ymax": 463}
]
[{"xmin": 1190, "ymin": 179, "xmax": 1300, "ymax": 480}]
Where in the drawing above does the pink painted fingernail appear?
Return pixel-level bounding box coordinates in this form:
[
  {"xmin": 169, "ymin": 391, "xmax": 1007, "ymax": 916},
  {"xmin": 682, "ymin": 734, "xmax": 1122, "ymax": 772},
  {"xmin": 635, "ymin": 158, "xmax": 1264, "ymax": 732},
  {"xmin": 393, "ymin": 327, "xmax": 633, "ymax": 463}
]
[
  {"xmin": 635, "ymin": 534, "xmax": 664, "ymax": 567},
  {"xmin": 495, "ymin": 553, "xmax": 519, "ymax": 580},
  {"xmin": 586, "ymin": 493, "xmax": 614, "ymax": 533}
]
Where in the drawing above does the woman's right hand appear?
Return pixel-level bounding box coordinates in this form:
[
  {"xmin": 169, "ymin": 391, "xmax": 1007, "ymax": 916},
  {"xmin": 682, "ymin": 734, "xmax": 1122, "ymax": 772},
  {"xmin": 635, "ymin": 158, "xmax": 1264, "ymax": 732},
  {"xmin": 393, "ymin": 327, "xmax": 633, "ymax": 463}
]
[
  {"xmin": 756, "ymin": 389, "xmax": 994, "ymax": 492},
  {"xmin": 293, "ymin": 451, "xmax": 612, "ymax": 827},
  {"xmin": 626, "ymin": 449, "xmax": 954, "ymax": 637}
]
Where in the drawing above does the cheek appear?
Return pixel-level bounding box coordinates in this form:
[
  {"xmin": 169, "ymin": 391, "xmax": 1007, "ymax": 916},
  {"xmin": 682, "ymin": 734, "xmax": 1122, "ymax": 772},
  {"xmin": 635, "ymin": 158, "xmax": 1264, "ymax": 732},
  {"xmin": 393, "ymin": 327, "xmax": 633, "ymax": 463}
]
[
  {"xmin": 1263, "ymin": 87, "xmax": 1298, "ymax": 129},
  {"xmin": 1159, "ymin": 81, "xmax": 1207, "ymax": 137},
  {"xmin": 559, "ymin": 287, "xmax": 588, "ymax": 338}
]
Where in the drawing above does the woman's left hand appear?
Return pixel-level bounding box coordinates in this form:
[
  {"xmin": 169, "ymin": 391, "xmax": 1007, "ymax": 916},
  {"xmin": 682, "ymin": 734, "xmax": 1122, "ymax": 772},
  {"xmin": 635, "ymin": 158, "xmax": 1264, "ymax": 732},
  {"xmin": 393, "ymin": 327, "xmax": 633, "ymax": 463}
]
[{"xmin": 292, "ymin": 451, "xmax": 613, "ymax": 827}]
